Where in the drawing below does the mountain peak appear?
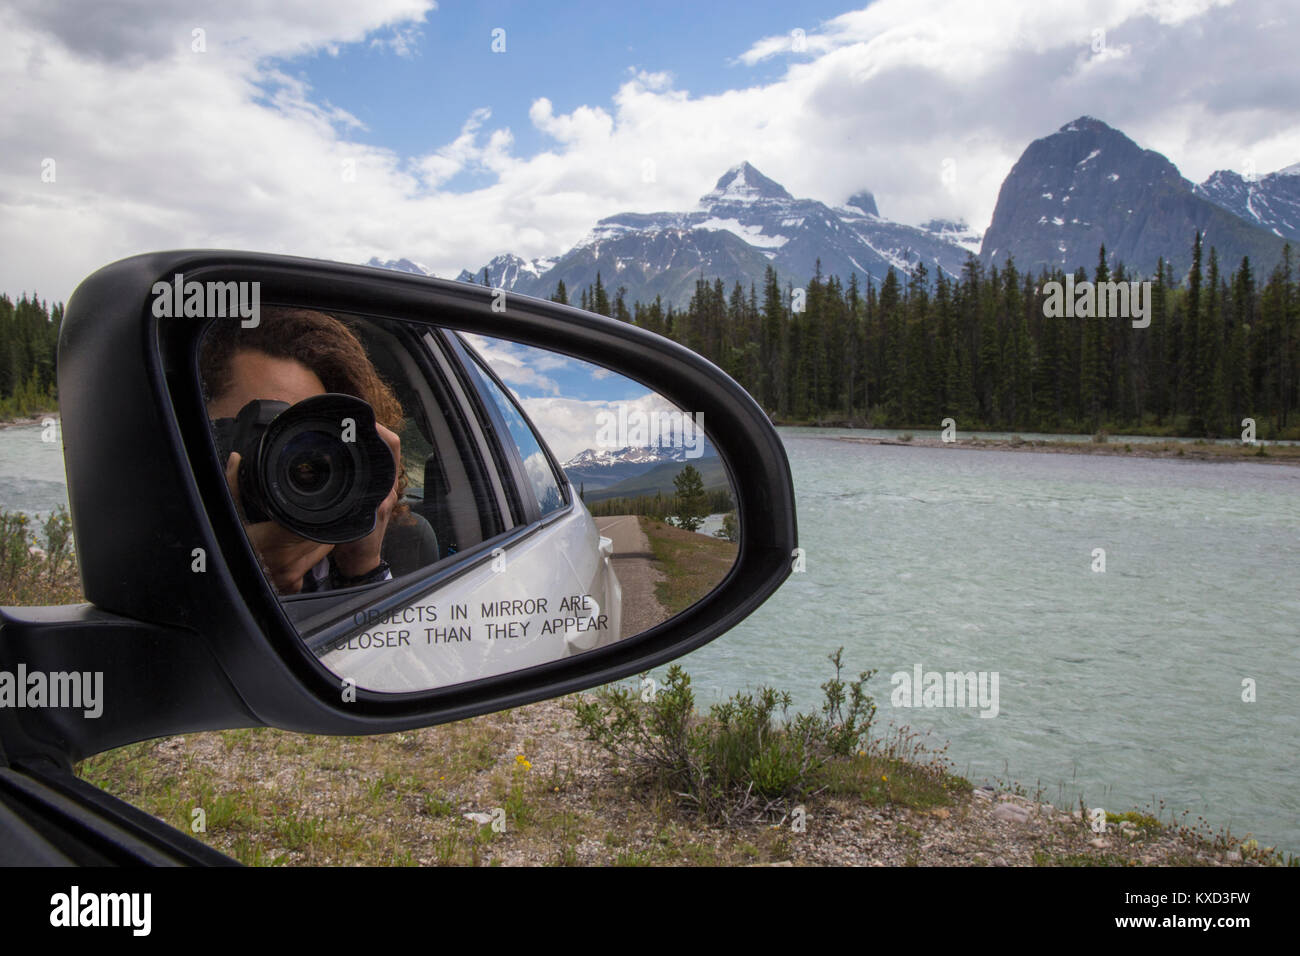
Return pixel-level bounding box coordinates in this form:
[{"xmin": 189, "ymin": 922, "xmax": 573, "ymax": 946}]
[
  {"xmin": 1058, "ymin": 115, "xmax": 1113, "ymax": 135},
  {"xmin": 1197, "ymin": 162, "xmax": 1300, "ymax": 242},
  {"xmin": 702, "ymin": 162, "xmax": 793, "ymax": 204},
  {"xmin": 984, "ymin": 116, "xmax": 1287, "ymax": 274},
  {"xmin": 368, "ymin": 256, "xmax": 431, "ymax": 277},
  {"xmin": 846, "ymin": 190, "xmax": 879, "ymax": 217}
]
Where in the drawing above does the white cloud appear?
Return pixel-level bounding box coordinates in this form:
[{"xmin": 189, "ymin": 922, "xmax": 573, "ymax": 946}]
[
  {"xmin": 517, "ymin": 393, "xmax": 692, "ymax": 464},
  {"xmin": 370, "ymin": 22, "xmax": 424, "ymax": 57},
  {"xmin": 2, "ymin": 0, "xmax": 1298, "ymax": 304},
  {"xmin": 460, "ymin": 333, "xmax": 562, "ymax": 396}
]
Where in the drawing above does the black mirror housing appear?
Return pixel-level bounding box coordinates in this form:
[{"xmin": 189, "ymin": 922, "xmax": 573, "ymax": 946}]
[{"xmin": 4, "ymin": 250, "xmax": 796, "ymax": 767}]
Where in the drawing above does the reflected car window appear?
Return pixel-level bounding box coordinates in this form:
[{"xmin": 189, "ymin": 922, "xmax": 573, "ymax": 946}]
[{"xmin": 463, "ymin": 352, "xmax": 566, "ymax": 517}]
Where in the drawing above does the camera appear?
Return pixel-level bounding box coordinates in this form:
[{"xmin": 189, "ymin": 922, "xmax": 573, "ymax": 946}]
[{"xmin": 212, "ymin": 394, "xmax": 396, "ymax": 544}]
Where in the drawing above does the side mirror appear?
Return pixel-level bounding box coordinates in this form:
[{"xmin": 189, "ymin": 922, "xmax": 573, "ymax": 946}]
[
  {"xmin": 200, "ymin": 309, "xmax": 744, "ymax": 693},
  {"xmin": 0, "ymin": 250, "xmax": 796, "ymax": 767}
]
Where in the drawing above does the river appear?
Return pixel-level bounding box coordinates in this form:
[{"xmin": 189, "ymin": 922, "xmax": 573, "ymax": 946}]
[{"xmin": 681, "ymin": 428, "xmax": 1300, "ymax": 853}]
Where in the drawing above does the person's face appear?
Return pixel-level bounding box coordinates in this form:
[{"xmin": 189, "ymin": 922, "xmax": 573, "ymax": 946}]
[{"xmin": 207, "ymin": 349, "xmax": 325, "ymax": 419}]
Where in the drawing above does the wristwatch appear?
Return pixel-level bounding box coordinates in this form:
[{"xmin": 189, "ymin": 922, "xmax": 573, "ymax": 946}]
[{"xmin": 330, "ymin": 558, "xmax": 392, "ymax": 589}]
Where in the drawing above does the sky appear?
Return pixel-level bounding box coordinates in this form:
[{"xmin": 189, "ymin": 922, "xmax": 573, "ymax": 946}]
[{"xmin": 4, "ymin": 0, "xmax": 1300, "ymax": 305}]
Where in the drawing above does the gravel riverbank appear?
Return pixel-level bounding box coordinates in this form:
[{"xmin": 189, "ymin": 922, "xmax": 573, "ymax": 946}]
[
  {"xmin": 829, "ymin": 434, "xmax": 1300, "ymax": 464},
  {"xmin": 76, "ymin": 695, "xmax": 1281, "ymax": 866}
]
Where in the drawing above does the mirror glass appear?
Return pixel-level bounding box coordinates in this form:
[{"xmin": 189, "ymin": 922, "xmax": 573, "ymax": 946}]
[{"xmin": 198, "ymin": 306, "xmax": 739, "ymax": 692}]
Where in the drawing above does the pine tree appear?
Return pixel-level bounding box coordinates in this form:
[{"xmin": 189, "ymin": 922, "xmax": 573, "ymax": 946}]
[
  {"xmin": 671, "ymin": 464, "xmax": 709, "ymax": 533},
  {"xmin": 592, "ymin": 272, "xmax": 610, "ymax": 317},
  {"xmin": 1183, "ymin": 231, "xmax": 1204, "ymax": 424},
  {"xmin": 759, "ymin": 266, "xmax": 785, "ymax": 414},
  {"xmin": 1082, "ymin": 246, "xmax": 1109, "ymax": 429}
]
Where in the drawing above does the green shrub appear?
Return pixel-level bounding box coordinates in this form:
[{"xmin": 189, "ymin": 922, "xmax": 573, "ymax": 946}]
[
  {"xmin": 0, "ymin": 506, "xmax": 80, "ymax": 605},
  {"xmin": 574, "ymin": 648, "xmax": 876, "ymax": 825}
]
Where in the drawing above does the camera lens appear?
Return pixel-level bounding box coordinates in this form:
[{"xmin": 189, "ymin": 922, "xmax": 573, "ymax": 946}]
[
  {"xmin": 289, "ymin": 452, "xmax": 329, "ymax": 494},
  {"xmin": 241, "ymin": 393, "xmax": 395, "ymax": 544},
  {"xmin": 276, "ymin": 430, "xmax": 354, "ymax": 509}
]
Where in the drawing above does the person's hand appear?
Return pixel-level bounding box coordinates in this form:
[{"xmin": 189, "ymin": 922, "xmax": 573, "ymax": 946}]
[
  {"xmin": 225, "ymin": 452, "xmax": 333, "ymax": 594},
  {"xmin": 331, "ymin": 423, "xmax": 401, "ymax": 580}
]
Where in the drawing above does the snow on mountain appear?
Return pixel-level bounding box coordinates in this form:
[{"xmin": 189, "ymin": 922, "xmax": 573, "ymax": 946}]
[
  {"xmin": 1195, "ymin": 163, "xmax": 1300, "ymax": 241},
  {"xmin": 919, "ymin": 218, "xmax": 983, "ymax": 254},
  {"xmin": 367, "ymin": 123, "xmax": 1291, "ymax": 307},
  {"xmin": 455, "ymin": 253, "xmax": 559, "ymax": 289},
  {"xmin": 564, "ymin": 437, "xmax": 714, "ymax": 470},
  {"xmin": 367, "ymin": 257, "xmax": 432, "ymax": 276},
  {"xmin": 561, "ymin": 441, "xmax": 717, "ymax": 491},
  {"xmin": 435, "ymin": 162, "xmax": 976, "ymax": 307},
  {"xmin": 981, "ymin": 116, "xmax": 1287, "ymax": 275},
  {"xmin": 701, "ymin": 162, "xmax": 795, "ymax": 203},
  {"xmin": 695, "ymin": 217, "xmax": 789, "ymax": 248}
]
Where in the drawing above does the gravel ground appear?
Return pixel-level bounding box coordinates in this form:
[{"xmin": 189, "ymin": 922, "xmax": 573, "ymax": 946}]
[{"xmin": 454, "ymin": 698, "xmax": 1272, "ymax": 867}]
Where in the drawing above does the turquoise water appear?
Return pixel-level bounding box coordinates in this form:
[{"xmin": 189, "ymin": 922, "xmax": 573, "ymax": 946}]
[
  {"xmin": 680, "ymin": 432, "xmax": 1300, "ymax": 853},
  {"xmin": 0, "ymin": 423, "xmax": 70, "ymax": 519},
  {"xmin": 3, "ymin": 422, "xmax": 1297, "ymax": 852}
]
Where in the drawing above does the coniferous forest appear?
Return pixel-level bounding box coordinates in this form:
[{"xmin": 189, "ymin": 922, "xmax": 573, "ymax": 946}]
[
  {"xmin": 6, "ymin": 233, "xmax": 1299, "ymax": 440},
  {"xmin": 0, "ymin": 293, "xmax": 62, "ymax": 418},
  {"xmin": 557, "ymin": 234, "xmax": 1300, "ymax": 440}
]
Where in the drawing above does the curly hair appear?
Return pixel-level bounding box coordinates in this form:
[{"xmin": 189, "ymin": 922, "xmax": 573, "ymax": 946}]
[{"xmin": 199, "ymin": 306, "xmax": 410, "ymax": 516}]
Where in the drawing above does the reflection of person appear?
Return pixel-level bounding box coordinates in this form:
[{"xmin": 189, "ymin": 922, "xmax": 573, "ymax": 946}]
[{"xmin": 201, "ymin": 307, "xmax": 433, "ymax": 594}]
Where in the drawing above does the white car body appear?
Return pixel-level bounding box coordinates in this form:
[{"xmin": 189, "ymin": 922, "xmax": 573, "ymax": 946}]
[{"xmin": 320, "ymin": 490, "xmax": 622, "ymax": 692}]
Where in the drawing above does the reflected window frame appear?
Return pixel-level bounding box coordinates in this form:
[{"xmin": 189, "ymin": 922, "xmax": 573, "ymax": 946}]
[{"xmin": 450, "ymin": 334, "xmax": 571, "ymax": 521}]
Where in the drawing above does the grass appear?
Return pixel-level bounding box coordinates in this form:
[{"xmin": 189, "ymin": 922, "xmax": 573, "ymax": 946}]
[
  {"xmin": 638, "ymin": 515, "xmax": 738, "ymax": 615},
  {"xmin": 75, "ymin": 717, "xmax": 517, "ymax": 865},
  {"xmin": 1106, "ymin": 810, "xmax": 1163, "ymax": 836},
  {"xmin": 0, "ymin": 394, "xmax": 59, "ymax": 422},
  {"xmin": 818, "ymin": 749, "xmax": 968, "ymax": 811}
]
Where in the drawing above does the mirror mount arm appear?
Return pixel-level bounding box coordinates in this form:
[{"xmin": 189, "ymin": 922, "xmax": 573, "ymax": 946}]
[{"xmin": 0, "ymin": 606, "xmax": 252, "ymax": 767}]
